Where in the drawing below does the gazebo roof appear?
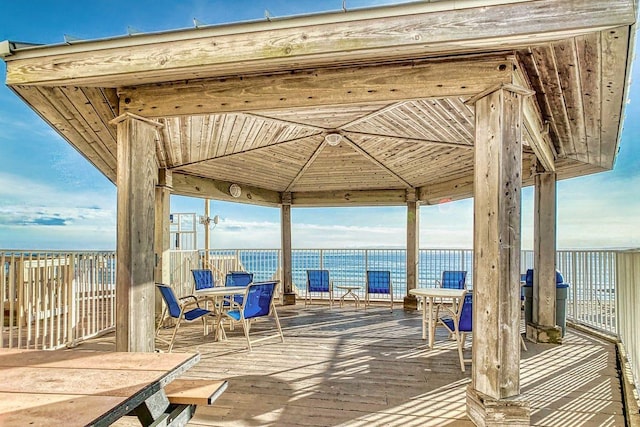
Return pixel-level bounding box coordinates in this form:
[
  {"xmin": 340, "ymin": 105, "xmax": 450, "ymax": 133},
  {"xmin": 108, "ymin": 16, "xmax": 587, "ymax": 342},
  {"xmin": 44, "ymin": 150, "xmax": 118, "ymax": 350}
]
[{"xmin": 1, "ymin": 0, "xmax": 636, "ymax": 207}]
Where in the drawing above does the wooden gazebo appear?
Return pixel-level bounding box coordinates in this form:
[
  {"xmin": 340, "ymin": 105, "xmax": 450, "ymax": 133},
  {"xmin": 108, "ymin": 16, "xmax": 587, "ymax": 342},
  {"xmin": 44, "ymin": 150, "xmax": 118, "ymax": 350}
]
[{"xmin": 2, "ymin": 1, "xmax": 635, "ymax": 424}]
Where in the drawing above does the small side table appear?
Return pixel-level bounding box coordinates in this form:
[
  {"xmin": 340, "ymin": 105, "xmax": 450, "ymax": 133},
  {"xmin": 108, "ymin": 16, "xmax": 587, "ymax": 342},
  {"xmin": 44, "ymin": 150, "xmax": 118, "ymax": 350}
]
[{"xmin": 336, "ymin": 285, "xmax": 361, "ymax": 308}]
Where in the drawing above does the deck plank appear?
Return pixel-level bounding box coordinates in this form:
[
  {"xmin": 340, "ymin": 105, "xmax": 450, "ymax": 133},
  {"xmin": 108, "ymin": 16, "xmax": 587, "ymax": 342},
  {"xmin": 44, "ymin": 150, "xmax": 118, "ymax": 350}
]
[{"xmin": 85, "ymin": 303, "xmax": 624, "ymax": 426}]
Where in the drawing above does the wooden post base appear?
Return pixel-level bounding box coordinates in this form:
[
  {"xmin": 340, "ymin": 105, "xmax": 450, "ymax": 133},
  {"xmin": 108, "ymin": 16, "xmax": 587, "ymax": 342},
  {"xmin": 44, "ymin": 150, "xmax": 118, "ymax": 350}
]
[
  {"xmin": 526, "ymin": 322, "xmax": 563, "ymax": 344},
  {"xmin": 466, "ymin": 386, "xmax": 530, "ymax": 427},
  {"xmin": 403, "ymin": 295, "xmax": 418, "ymax": 311},
  {"xmin": 282, "ymin": 292, "xmax": 296, "ymax": 306}
]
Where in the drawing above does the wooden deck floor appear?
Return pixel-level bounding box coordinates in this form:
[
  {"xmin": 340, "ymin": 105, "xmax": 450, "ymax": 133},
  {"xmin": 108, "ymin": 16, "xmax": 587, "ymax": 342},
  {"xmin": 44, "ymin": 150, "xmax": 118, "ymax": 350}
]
[{"xmin": 82, "ymin": 303, "xmax": 624, "ymax": 426}]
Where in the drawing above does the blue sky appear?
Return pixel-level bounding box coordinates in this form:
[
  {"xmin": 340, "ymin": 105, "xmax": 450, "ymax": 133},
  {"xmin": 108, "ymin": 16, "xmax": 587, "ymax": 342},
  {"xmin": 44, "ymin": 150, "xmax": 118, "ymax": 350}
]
[{"xmin": 0, "ymin": 0, "xmax": 638, "ymax": 251}]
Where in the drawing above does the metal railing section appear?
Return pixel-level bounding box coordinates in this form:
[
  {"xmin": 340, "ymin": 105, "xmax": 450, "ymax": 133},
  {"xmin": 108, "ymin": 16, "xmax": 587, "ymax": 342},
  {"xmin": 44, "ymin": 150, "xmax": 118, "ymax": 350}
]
[
  {"xmin": 521, "ymin": 250, "xmax": 617, "ymax": 335},
  {"xmin": 1, "ymin": 248, "xmax": 623, "ymax": 350},
  {"xmin": 615, "ymin": 251, "xmax": 639, "ymax": 400}
]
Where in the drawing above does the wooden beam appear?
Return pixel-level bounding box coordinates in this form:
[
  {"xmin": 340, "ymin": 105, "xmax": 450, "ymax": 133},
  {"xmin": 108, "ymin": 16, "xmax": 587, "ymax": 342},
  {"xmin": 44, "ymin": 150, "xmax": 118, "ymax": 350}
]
[
  {"xmin": 291, "ymin": 189, "xmax": 406, "ymax": 206},
  {"xmin": 406, "ymin": 193, "xmax": 419, "ymax": 294},
  {"xmin": 114, "ymin": 113, "xmax": 161, "ymax": 353},
  {"xmin": 468, "ymin": 86, "xmax": 528, "ymax": 420},
  {"xmin": 118, "ymin": 56, "xmax": 514, "ymax": 117},
  {"xmin": 418, "ymin": 176, "xmax": 474, "ymax": 205},
  {"xmin": 532, "ymin": 171, "xmax": 559, "ymax": 335},
  {"xmin": 154, "ymin": 169, "xmax": 172, "ymax": 323},
  {"xmin": 513, "ymin": 64, "xmax": 557, "ymax": 171},
  {"xmin": 281, "ymin": 194, "xmax": 294, "ymax": 305},
  {"xmin": 171, "ymin": 173, "xmax": 281, "ymax": 207},
  {"xmin": 4, "ymin": 0, "xmax": 634, "ymax": 86}
]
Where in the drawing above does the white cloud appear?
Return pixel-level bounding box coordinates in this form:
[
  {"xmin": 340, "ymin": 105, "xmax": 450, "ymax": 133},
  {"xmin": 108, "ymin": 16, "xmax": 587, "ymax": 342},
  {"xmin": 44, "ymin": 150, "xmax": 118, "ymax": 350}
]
[{"xmin": 0, "ymin": 172, "xmax": 116, "ymax": 250}]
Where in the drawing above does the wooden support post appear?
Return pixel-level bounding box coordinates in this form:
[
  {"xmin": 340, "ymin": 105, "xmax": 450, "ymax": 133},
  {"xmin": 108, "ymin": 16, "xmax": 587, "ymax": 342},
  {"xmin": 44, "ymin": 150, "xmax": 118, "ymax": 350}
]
[
  {"xmin": 526, "ymin": 170, "xmax": 562, "ymax": 343},
  {"xmin": 281, "ymin": 193, "xmax": 295, "ymax": 305},
  {"xmin": 404, "ymin": 190, "xmax": 419, "ymax": 311},
  {"xmin": 111, "ymin": 113, "xmax": 162, "ymax": 353},
  {"xmin": 154, "ymin": 169, "xmax": 172, "ymax": 325},
  {"xmin": 466, "ymin": 84, "xmax": 532, "ymax": 426}
]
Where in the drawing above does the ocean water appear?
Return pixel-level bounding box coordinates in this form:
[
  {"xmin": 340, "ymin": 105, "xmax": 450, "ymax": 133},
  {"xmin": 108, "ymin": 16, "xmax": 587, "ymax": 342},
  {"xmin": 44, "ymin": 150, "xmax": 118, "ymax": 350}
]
[{"xmin": 210, "ymin": 249, "xmax": 475, "ymax": 299}]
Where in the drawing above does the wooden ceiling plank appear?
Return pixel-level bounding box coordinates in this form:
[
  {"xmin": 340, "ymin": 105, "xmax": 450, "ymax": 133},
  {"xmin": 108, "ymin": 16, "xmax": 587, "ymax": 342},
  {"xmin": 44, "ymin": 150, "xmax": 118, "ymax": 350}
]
[
  {"xmin": 238, "ymin": 118, "xmax": 265, "ymax": 153},
  {"xmin": 198, "ymin": 114, "xmax": 213, "ymax": 161},
  {"xmin": 12, "ymin": 86, "xmax": 116, "ymax": 182},
  {"xmin": 343, "ymin": 130, "xmax": 473, "ymax": 149},
  {"xmin": 600, "ymin": 25, "xmax": 630, "ymax": 168},
  {"xmin": 575, "ymin": 32, "xmax": 602, "ymax": 166},
  {"xmin": 225, "ymin": 114, "xmax": 247, "ymax": 156},
  {"xmin": 180, "ymin": 116, "xmax": 191, "ymax": 164},
  {"xmin": 342, "ymin": 135, "xmax": 413, "ymax": 189},
  {"xmin": 81, "ymin": 87, "xmax": 119, "ymax": 141},
  {"xmin": 285, "ymin": 140, "xmax": 325, "ymax": 192},
  {"xmin": 119, "ymin": 56, "xmax": 515, "ymax": 117},
  {"xmin": 553, "ymin": 39, "xmax": 589, "ymax": 163},
  {"xmin": 430, "ymin": 99, "xmax": 475, "ymax": 142},
  {"xmin": 530, "ymin": 44, "xmax": 574, "ymax": 158},
  {"xmin": 409, "ymin": 100, "xmax": 469, "ymax": 143},
  {"xmin": 189, "ymin": 115, "xmax": 204, "ymax": 165},
  {"xmin": 6, "ymin": 0, "xmax": 634, "ymax": 87},
  {"xmin": 390, "ymin": 103, "xmax": 450, "ymax": 142},
  {"xmin": 340, "ymin": 101, "xmax": 407, "ymax": 129},
  {"xmin": 44, "ymin": 86, "xmax": 117, "ymax": 170},
  {"xmin": 448, "ymin": 98, "xmax": 476, "ymax": 130},
  {"xmin": 215, "ymin": 114, "xmax": 236, "ymax": 158},
  {"xmin": 246, "ymin": 112, "xmax": 328, "ymax": 131},
  {"xmin": 62, "ymin": 86, "xmax": 118, "ymax": 154}
]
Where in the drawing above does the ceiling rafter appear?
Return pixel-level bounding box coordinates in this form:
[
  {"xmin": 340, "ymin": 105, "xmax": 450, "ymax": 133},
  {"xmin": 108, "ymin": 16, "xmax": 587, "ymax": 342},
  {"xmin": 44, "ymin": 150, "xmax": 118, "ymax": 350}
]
[
  {"xmin": 168, "ymin": 131, "xmax": 323, "ymax": 170},
  {"xmin": 285, "ymin": 139, "xmax": 326, "ymax": 192},
  {"xmin": 341, "ymin": 134, "xmax": 413, "ymax": 189}
]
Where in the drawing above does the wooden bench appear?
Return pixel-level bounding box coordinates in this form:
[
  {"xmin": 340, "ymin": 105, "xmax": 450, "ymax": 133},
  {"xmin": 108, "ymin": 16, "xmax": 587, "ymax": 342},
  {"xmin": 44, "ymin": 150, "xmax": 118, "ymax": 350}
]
[{"xmin": 165, "ymin": 379, "xmax": 228, "ymax": 406}]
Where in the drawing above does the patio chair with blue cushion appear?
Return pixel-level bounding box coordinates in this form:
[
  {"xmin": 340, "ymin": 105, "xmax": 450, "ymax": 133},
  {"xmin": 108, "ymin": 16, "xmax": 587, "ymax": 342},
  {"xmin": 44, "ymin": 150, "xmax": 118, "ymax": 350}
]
[
  {"xmin": 156, "ymin": 284, "xmax": 215, "ymax": 352},
  {"xmin": 191, "ymin": 269, "xmax": 217, "ymax": 303},
  {"xmin": 436, "ymin": 291, "xmax": 472, "ymax": 372},
  {"xmin": 218, "ymin": 281, "xmax": 284, "ymax": 351},
  {"xmin": 365, "ymin": 270, "xmax": 393, "ymax": 312},
  {"xmin": 305, "ymin": 270, "xmax": 333, "ymax": 307},
  {"xmin": 225, "ymin": 271, "xmax": 254, "ymax": 306},
  {"xmin": 437, "ymin": 270, "xmax": 467, "ymax": 289}
]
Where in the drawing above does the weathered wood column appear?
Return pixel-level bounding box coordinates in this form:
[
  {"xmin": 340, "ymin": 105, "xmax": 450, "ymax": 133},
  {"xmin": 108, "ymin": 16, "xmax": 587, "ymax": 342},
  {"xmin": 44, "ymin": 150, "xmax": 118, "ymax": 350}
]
[
  {"xmin": 111, "ymin": 113, "xmax": 162, "ymax": 353},
  {"xmin": 466, "ymin": 85, "xmax": 531, "ymax": 426},
  {"xmin": 154, "ymin": 169, "xmax": 172, "ymax": 323},
  {"xmin": 281, "ymin": 193, "xmax": 295, "ymax": 305},
  {"xmin": 526, "ymin": 169, "xmax": 562, "ymax": 343},
  {"xmin": 404, "ymin": 189, "xmax": 419, "ymax": 310}
]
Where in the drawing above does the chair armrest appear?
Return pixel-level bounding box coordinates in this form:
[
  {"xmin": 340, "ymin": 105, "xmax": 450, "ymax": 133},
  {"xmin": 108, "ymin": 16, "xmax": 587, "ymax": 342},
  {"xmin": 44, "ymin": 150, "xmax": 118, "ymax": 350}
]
[{"xmin": 179, "ymin": 295, "xmax": 202, "ymax": 309}]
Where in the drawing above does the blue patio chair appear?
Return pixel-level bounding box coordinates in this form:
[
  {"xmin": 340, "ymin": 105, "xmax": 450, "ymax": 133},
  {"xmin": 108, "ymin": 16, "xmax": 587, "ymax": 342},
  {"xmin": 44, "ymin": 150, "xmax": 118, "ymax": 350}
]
[
  {"xmin": 156, "ymin": 284, "xmax": 214, "ymax": 352},
  {"xmin": 225, "ymin": 271, "xmax": 254, "ymax": 305},
  {"xmin": 438, "ymin": 271, "xmax": 467, "ymax": 289},
  {"xmin": 436, "ymin": 291, "xmax": 472, "ymax": 372},
  {"xmin": 365, "ymin": 270, "xmax": 393, "ymax": 312},
  {"xmin": 305, "ymin": 270, "xmax": 333, "ymax": 307},
  {"xmin": 191, "ymin": 269, "xmax": 217, "ymax": 303},
  {"xmin": 218, "ymin": 281, "xmax": 284, "ymax": 351}
]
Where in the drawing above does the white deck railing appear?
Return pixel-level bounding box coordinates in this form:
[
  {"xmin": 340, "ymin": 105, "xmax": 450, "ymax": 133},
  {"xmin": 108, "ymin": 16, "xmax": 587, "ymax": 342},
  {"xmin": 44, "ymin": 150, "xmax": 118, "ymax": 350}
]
[
  {"xmin": 1, "ymin": 251, "xmax": 115, "ymax": 350},
  {"xmin": 0, "ymin": 248, "xmax": 626, "ymax": 346}
]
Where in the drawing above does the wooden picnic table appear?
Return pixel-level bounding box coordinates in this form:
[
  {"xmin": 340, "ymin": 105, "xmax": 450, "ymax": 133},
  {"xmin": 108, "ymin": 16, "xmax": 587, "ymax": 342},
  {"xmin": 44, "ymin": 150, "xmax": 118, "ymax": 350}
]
[{"xmin": 0, "ymin": 348, "xmax": 210, "ymax": 426}]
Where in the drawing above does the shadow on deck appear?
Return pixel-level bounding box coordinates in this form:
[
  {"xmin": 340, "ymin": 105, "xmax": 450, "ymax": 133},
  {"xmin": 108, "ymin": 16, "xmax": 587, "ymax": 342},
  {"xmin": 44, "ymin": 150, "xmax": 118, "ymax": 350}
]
[{"xmin": 82, "ymin": 303, "xmax": 624, "ymax": 426}]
